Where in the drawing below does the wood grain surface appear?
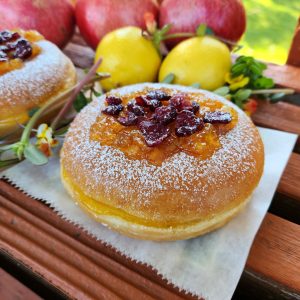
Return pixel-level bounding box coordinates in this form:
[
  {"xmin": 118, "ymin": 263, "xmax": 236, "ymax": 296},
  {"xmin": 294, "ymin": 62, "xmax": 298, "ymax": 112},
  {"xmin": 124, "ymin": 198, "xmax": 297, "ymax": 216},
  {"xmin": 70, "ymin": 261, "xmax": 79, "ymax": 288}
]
[
  {"xmin": 0, "ymin": 268, "xmax": 41, "ymax": 300},
  {"xmin": 1, "ymin": 179, "xmax": 300, "ymax": 299}
]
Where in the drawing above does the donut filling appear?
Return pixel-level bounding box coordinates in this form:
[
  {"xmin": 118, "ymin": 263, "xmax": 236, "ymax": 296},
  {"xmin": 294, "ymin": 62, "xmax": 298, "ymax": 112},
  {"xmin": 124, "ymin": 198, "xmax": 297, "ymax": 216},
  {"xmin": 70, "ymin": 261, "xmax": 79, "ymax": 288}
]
[
  {"xmin": 90, "ymin": 88, "xmax": 238, "ymax": 165},
  {"xmin": 0, "ymin": 29, "xmax": 43, "ymax": 75},
  {"xmin": 62, "ymin": 167, "xmax": 228, "ymax": 228}
]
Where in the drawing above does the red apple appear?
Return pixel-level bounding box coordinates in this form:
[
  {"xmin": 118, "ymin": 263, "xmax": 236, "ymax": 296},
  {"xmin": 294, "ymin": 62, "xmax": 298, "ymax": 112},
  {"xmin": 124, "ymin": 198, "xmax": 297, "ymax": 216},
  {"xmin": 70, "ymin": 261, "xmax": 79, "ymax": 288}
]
[
  {"xmin": 0, "ymin": 0, "xmax": 75, "ymax": 48},
  {"xmin": 159, "ymin": 0, "xmax": 246, "ymax": 48},
  {"xmin": 75, "ymin": 0, "xmax": 159, "ymax": 49}
]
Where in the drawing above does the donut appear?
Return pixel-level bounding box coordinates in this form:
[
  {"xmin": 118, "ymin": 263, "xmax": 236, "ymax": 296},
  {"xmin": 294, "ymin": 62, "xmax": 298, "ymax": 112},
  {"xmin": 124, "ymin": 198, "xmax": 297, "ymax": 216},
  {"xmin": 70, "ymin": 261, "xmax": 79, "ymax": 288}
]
[
  {"xmin": 61, "ymin": 83, "xmax": 264, "ymax": 241},
  {"xmin": 0, "ymin": 29, "xmax": 76, "ymax": 137}
]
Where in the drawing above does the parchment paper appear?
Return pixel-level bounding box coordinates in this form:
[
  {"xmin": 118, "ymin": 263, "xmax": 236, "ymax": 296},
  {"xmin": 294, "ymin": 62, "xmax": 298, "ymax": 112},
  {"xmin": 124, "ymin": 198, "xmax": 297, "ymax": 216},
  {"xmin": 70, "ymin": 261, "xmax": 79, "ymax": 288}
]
[{"xmin": 1, "ymin": 127, "xmax": 297, "ymax": 300}]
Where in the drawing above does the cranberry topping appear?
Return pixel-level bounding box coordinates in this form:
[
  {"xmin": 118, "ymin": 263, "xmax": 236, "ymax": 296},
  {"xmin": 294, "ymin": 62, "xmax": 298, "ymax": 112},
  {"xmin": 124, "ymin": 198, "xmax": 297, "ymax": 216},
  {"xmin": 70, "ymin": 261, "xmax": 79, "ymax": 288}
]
[
  {"xmin": 0, "ymin": 30, "xmax": 20, "ymax": 43},
  {"xmin": 101, "ymin": 89, "xmax": 232, "ymax": 148},
  {"xmin": 117, "ymin": 112, "xmax": 138, "ymax": 126},
  {"xmin": 175, "ymin": 110, "xmax": 204, "ymax": 137},
  {"xmin": 135, "ymin": 95, "xmax": 162, "ymax": 111},
  {"xmin": 127, "ymin": 100, "xmax": 145, "ymax": 116},
  {"xmin": 0, "ymin": 31, "xmax": 33, "ymax": 61},
  {"xmin": 102, "ymin": 104, "xmax": 123, "ymax": 116},
  {"xmin": 106, "ymin": 96, "xmax": 122, "ymax": 105},
  {"xmin": 147, "ymin": 99, "xmax": 162, "ymax": 111},
  {"xmin": 169, "ymin": 93, "xmax": 196, "ymax": 113},
  {"xmin": 204, "ymin": 111, "xmax": 232, "ymax": 124},
  {"xmin": 191, "ymin": 101, "xmax": 200, "ymax": 114},
  {"xmin": 135, "ymin": 95, "xmax": 147, "ymax": 107},
  {"xmin": 12, "ymin": 39, "xmax": 32, "ymax": 59},
  {"xmin": 153, "ymin": 106, "xmax": 177, "ymax": 125},
  {"xmin": 146, "ymin": 90, "xmax": 171, "ymax": 101},
  {"xmin": 139, "ymin": 120, "xmax": 171, "ymax": 146}
]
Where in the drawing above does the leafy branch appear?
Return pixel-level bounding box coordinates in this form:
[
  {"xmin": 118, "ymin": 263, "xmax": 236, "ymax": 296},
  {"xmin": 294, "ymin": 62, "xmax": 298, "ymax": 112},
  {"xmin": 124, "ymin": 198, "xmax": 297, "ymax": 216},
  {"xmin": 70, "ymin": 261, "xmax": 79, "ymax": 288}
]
[{"xmin": 214, "ymin": 56, "xmax": 294, "ymax": 113}]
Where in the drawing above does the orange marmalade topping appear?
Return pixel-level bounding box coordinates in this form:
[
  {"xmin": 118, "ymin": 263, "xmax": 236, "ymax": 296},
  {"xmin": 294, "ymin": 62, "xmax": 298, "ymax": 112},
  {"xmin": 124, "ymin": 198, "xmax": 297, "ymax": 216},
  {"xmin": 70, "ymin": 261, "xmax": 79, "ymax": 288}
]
[
  {"xmin": 0, "ymin": 29, "xmax": 43, "ymax": 75},
  {"xmin": 90, "ymin": 88, "xmax": 238, "ymax": 166}
]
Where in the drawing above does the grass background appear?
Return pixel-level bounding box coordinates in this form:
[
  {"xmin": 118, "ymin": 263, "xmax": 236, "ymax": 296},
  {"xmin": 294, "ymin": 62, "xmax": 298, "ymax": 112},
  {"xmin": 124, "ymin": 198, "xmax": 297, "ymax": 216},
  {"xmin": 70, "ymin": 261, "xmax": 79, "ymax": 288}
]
[{"xmin": 239, "ymin": 0, "xmax": 299, "ymax": 64}]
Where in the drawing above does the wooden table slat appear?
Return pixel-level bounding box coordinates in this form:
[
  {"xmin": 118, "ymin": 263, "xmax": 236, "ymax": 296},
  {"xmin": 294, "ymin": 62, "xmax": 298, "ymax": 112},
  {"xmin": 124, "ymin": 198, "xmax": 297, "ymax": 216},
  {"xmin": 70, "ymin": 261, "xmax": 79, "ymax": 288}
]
[
  {"xmin": 0, "ymin": 180, "xmax": 299, "ymax": 298},
  {"xmin": 278, "ymin": 153, "xmax": 300, "ymax": 200},
  {"xmin": 247, "ymin": 214, "xmax": 300, "ymax": 292},
  {"xmin": 252, "ymin": 99, "xmax": 300, "ymax": 140},
  {"xmin": 0, "ymin": 183, "xmax": 191, "ymax": 300},
  {"xmin": 0, "ymin": 268, "xmax": 41, "ymax": 300}
]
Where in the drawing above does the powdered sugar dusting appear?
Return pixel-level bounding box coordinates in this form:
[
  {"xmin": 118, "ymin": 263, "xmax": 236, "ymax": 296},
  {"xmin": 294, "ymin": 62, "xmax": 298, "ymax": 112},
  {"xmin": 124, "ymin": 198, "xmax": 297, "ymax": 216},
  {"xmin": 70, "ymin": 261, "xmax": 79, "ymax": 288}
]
[
  {"xmin": 0, "ymin": 40, "xmax": 75, "ymax": 113},
  {"xmin": 61, "ymin": 83, "xmax": 264, "ymax": 220}
]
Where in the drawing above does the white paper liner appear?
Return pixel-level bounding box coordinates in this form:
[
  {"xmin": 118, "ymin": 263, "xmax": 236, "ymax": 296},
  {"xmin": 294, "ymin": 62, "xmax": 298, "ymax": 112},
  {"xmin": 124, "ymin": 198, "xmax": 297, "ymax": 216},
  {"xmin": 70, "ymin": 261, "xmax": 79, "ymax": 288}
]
[{"xmin": 1, "ymin": 127, "xmax": 297, "ymax": 300}]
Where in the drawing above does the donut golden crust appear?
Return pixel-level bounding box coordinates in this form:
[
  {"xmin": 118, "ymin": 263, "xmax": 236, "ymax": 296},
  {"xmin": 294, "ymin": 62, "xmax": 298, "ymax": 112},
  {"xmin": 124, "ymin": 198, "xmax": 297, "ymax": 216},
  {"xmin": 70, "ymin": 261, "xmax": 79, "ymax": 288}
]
[
  {"xmin": 0, "ymin": 40, "xmax": 76, "ymax": 136},
  {"xmin": 60, "ymin": 83, "xmax": 264, "ymax": 241}
]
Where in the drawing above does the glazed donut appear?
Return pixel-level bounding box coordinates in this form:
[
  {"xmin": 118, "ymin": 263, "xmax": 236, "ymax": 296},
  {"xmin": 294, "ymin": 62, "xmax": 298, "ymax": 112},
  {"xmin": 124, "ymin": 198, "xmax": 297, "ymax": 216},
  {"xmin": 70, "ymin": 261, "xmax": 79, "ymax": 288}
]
[
  {"xmin": 61, "ymin": 83, "xmax": 264, "ymax": 241},
  {"xmin": 0, "ymin": 30, "xmax": 76, "ymax": 137}
]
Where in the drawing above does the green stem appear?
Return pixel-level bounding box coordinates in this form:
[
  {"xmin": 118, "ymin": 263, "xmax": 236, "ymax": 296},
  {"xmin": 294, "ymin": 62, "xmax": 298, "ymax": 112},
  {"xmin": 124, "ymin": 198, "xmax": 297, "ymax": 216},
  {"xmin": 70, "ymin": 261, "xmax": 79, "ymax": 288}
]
[
  {"xmin": 20, "ymin": 96, "xmax": 61, "ymax": 144},
  {"xmin": 251, "ymin": 88, "xmax": 294, "ymax": 95},
  {"xmin": 164, "ymin": 32, "xmax": 194, "ymax": 40}
]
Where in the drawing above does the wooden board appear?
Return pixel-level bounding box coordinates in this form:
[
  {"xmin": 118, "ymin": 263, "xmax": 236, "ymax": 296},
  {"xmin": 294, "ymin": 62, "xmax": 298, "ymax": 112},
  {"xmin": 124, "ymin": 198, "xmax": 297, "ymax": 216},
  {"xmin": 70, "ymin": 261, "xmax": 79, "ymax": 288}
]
[
  {"xmin": 1, "ymin": 180, "xmax": 300, "ymax": 300},
  {"xmin": 0, "ymin": 268, "xmax": 41, "ymax": 300}
]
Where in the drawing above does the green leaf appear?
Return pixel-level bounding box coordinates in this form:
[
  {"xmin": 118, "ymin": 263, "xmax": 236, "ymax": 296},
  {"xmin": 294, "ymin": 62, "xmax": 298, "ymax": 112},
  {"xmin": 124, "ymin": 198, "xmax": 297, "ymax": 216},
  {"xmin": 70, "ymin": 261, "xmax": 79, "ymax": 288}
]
[
  {"xmin": 231, "ymin": 63, "xmax": 246, "ymax": 76},
  {"xmin": 190, "ymin": 83, "xmax": 201, "ymax": 89},
  {"xmin": 270, "ymin": 92, "xmax": 285, "ymax": 103},
  {"xmin": 196, "ymin": 24, "xmax": 207, "ymax": 37},
  {"xmin": 214, "ymin": 86, "xmax": 230, "ymax": 96},
  {"xmin": 233, "ymin": 89, "xmax": 252, "ymax": 103},
  {"xmin": 0, "ymin": 158, "xmax": 19, "ymax": 169},
  {"xmin": 161, "ymin": 73, "xmax": 175, "ymax": 84},
  {"xmin": 253, "ymin": 77, "xmax": 274, "ymax": 89},
  {"xmin": 93, "ymin": 90, "xmax": 103, "ymax": 97},
  {"xmin": 249, "ymin": 64, "xmax": 264, "ymax": 76},
  {"xmin": 28, "ymin": 107, "xmax": 39, "ymax": 118},
  {"xmin": 73, "ymin": 91, "xmax": 88, "ymax": 112},
  {"xmin": 24, "ymin": 144, "xmax": 48, "ymax": 166}
]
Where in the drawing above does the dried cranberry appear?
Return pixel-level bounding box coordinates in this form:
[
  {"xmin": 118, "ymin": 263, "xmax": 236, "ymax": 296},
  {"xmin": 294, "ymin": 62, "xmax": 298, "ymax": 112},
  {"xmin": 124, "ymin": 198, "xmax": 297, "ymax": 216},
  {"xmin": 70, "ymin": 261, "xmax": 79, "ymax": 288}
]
[
  {"xmin": 0, "ymin": 51, "xmax": 7, "ymax": 62},
  {"xmin": 146, "ymin": 99, "xmax": 162, "ymax": 111},
  {"xmin": 204, "ymin": 111, "xmax": 232, "ymax": 124},
  {"xmin": 175, "ymin": 110, "xmax": 204, "ymax": 137},
  {"xmin": 169, "ymin": 93, "xmax": 194, "ymax": 112},
  {"xmin": 139, "ymin": 120, "xmax": 170, "ymax": 146},
  {"xmin": 191, "ymin": 101, "xmax": 200, "ymax": 114},
  {"xmin": 0, "ymin": 30, "xmax": 20, "ymax": 43},
  {"xmin": 102, "ymin": 104, "xmax": 123, "ymax": 116},
  {"xmin": 146, "ymin": 90, "xmax": 171, "ymax": 101},
  {"xmin": 135, "ymin": 95, "xmax": 147, "ymax": 106},
  {"xmin": 153, "ymin": 106, "xmax": 177, "ymax": 125},
  {"xmin": 117, "ymin": 112, "xmax": 138, "ymax": 126},
  {"xmin": 12, "ymin": 39, "xmax": 32, "ymax": 59},
  {"xmin": 135, "ymin": 95, "xmax": 161, "ymax": 111},
  {"xmin": 127, "ymin": 101, "xmax": 145, "ymax": 116},
  {"xmin": 106, "ymin": 96, "xmax": 122, "ymax": 105}
]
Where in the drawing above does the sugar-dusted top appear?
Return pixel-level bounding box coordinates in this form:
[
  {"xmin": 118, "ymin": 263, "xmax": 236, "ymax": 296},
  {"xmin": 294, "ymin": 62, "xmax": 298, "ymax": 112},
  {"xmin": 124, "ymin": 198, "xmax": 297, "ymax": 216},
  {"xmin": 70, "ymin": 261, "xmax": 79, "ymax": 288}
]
[
  {"xmin": 61, "ymin": 83, "xmax": 264, "ymax": 222},
  {"xmin": 0, "ymin": 39, "xmax": 76, "ymax": 118}
]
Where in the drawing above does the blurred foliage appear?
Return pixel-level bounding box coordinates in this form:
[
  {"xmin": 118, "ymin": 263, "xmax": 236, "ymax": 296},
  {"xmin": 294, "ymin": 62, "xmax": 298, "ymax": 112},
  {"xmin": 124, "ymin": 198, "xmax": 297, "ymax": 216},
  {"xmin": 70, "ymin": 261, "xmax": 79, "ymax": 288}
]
[{"xmin": 240, "ymin": 0, "xmax": 299, "ymax": 64}]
